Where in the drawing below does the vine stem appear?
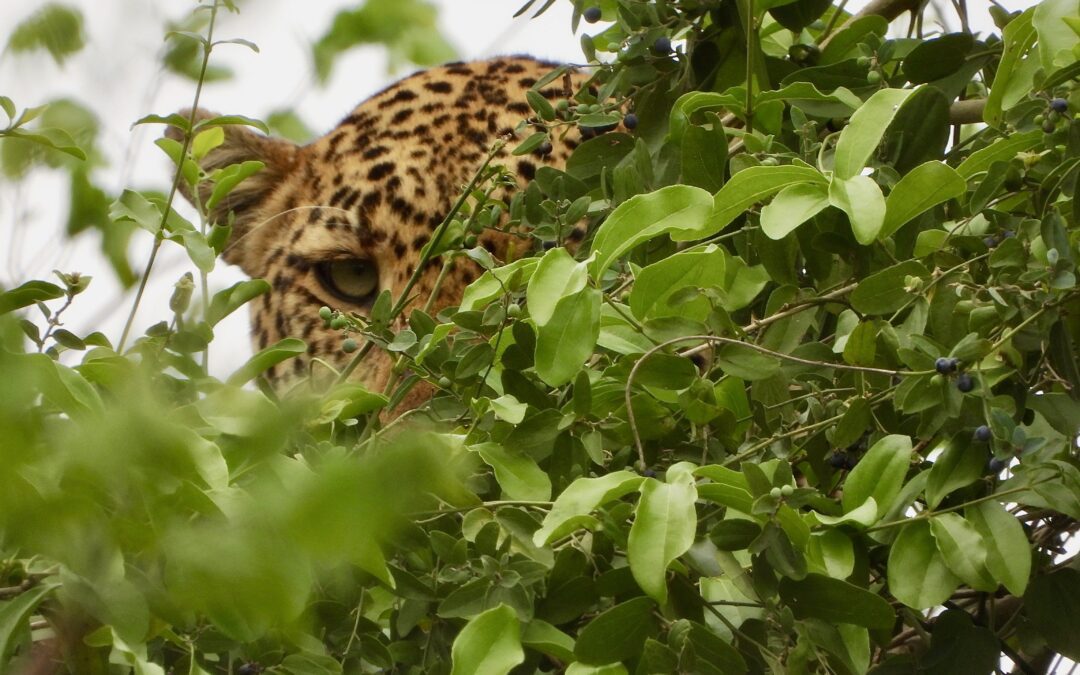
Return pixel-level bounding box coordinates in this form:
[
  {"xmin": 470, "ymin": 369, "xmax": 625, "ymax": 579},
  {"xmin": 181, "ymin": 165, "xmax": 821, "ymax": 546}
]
[
  {"xmin": 625, "ymin": 334, "xmax": 929, "ymax": 469},
  {"xmin": 118, "ymin": 2, "xmax": 219, "ymax": 352},
  {"xmin": 864, "ymin": 481, "xmax": 1051, "ymax": 533},
  {"xmin": 743, "ymin": 0, "xmax": 755, "ymax": 136}
]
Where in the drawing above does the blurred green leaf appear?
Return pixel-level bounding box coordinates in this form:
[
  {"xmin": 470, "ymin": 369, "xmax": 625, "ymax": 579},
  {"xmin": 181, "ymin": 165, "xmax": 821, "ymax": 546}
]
[{"xmin": 6, "ymin": 4, "xmax": 85, "ymax": 64}]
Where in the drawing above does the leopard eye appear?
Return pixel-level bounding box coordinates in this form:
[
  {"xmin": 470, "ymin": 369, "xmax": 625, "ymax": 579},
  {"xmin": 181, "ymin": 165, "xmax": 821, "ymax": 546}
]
[{"xmin": 315, "ymin": 259, "xmax": 379, "ymax": 304}]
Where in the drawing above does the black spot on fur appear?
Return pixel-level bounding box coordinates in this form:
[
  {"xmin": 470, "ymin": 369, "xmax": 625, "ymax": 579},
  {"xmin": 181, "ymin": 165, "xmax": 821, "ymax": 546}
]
[
  {"xmin": 425, "ymin": 81, "xmax": 453, "ymax": 93},
  {"xmin": 378, "ymin": 89, "xmax": 418, "ymax": 108},
  {"xmin": 391, "ymin": 108, "xmax": 415, "ymax": 124},
  {"xmin": 517, "ymin": 160, "xmax": 536, "ymax": 180},
  {"xmin": 368, "ymin": 162, "xmax": 395, "ymax": 181}
]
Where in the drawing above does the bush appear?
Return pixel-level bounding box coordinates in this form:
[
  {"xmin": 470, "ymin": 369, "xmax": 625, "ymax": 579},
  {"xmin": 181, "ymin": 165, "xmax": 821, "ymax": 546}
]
[{"xmin": 1, "ymin": 0, "xmax": 1079, "ymax": 673}]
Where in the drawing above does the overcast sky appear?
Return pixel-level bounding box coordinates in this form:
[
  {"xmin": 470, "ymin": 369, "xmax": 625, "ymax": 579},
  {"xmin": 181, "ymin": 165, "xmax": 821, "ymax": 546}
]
[{"xmin": 0, "ymin": 0, "xmax": 1035, "ymax": 376}]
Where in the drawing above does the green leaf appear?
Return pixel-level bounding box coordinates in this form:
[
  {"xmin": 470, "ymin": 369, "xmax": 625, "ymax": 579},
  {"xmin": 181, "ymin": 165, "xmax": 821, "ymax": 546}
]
[
  {"xmin": 0, "ymin": 280, "xmax": 65, "ymax": 315},
  {"xmin": 925, "ymin": 435, "xmax": 984, "ymax": 509},
  {"xmin": 984, "ymin": 8, "xmax": 1037, "ymax": 128},
  {"xmin": 460, "ymin": 257, "xmax": 538, "ymax": 312},
  {"xmin": 206, "ymin": 279, "xmax": 270, "ymax": 327},
  {"xmin": 470, "ymin": 442, "xmax": 551, "ymax": 501},
  {"xmin": 194, "ymin": 114, "xmax": 269, "ymax": 135},
  {"xmin": 681, "ymin": 115, "xmax": 727, "ymax": 192},
  {"xmin": 1024, "ymin": 569, "xmax": 1080, "ymax": 660},
  {"xmin": 0, "ymin": 581, "xmax": 60, "ymax": 664},
  {"xmin": 888, "ymin": 521, "xmax": 960, "ymax": 609},
  {"xmin": 929, "ymin": 514, "xmax": 996, "ymax": 591},
  {"xmin": 565, "ymin": 664, "xmax": 628, "ymax": 675},
  {"xmin": 842, "ymin": 435, "xmax": 912, "ymax": 518},
  {"xmin": 207, "ymin": 160, "xmax": 265, "ymax": 211},
  {"xmin": 833, "ymin": 88, "xmax": 915, "ymax": 179},
  {"xmin": 6, "ymin": 4, "xmax": 85, "ymax": 64},
  {"xmin": 761, "ymin": 181, "xmax": 830, "ymax": 240},
  {"xmin": 850, "ymin": 260, "xmax": 929, "ymax": 315},
  {"xmin": 807, "ymin": 529, "xmax": 855, "ymax": 579},
  {"xmin": 534, "ymin": 286, "xmax": 601, "ymax": 386},
  {"xmin": 709, "ymin": 518, "xmax": 762, "ymax": 551},
  {"xmin": 902, "ymin": 33, "xmax": 974, "ymax": 84},
  {"xmin": 670, "ymin": 619, "xmax": 748, "ymax": 675},
  {"xmin": 708, "ymin": 164, "xmax": 827, "ymax": 235},
  {"xmin": 574, "ymin": 597, "xmax": 658, "ymax": 665},
  {"xmin": 534, "ymin": 471, "xmax": 645, "ymax": 545},
  {"xmin": 522, "ymin": 619, "xmax": 575, "ymax": 663},
  {"xmin": 589, "ymin": 185, "xmax": 714, "ymax": 279},
  {"xmin": 714, "ymin": 344, "xmax": 779, "ymax": 381},
  {"xmin": 633, "ymin": 354, "xmax": 698, "ymax": 391},
  {"xmin": 921, "ymin": 610, "xmax": 999, "ymax": 675},
  {"xmin": 110, "ymin": 189, "xmax": 162, "ymax": 235},
  {"xmin": 527, "ymin": 247, "xmax": 587, "ymax": 326},
  {"xmin": 450, "ymin": 604, "xmax": 524, "ymax": 675},
  {"xmin": 829, "ymin": 174, "xmax": 886, "ymax": 245},
  {"xmin": 628, "ymin": 472, "xmax": 698, "ymax": 604},
  {"xmin": 526, "ymin": 89, "xmax": 555, "ymax": 121},
  {"xmin": 842, "ymin": 322, "xmax": 877, "ymax": 367},
  {"xmin": 513, "ymin": 131, "xmax": 549, "ymax": 157},
  {"xmin": 967, "ymin": 500, "xmax": 1031, "ymax": 597},
  {"xmin": 191, "ymin": 126, "xmax": 224, "ymax": 161},
  {"xmin": 955, "ymin": 130, "xmax": 1041, "ymax": 179},
  {"xmin": 226, "ymin": 338, "xmax": 306, "ymax": 385},
  {"xmin": 629, "ymin": 246, "xmax": 726, "ymax": 321},
  {"xmin": 778, "ymin": 573, "xmax": 894, "ymax": 629},
  {"xmin": 488, "ymin": 394, "xmax": 527, "ymax": 424},
  {"xmin": 695, "ymin": 465, "xmax": 754, "ymax": 514},
  {"xmin": 881, "ymin": 161, "xmax": 966, "ymax": 238},
  {"xmin": 177, "ymin": 229, "xmax": 215, "ymax": 273}
]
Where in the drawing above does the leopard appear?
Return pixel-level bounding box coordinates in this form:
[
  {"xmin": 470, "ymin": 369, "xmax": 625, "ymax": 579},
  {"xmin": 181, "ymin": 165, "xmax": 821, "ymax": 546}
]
[{"xmin": 172, "ymin": 55, "xmax": 593, "ymax": 408}]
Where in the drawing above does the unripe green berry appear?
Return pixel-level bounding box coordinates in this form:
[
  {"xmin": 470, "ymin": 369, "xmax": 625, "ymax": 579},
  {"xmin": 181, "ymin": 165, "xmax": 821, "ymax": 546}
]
[
  {"xmin": 438, "ymin": 376, "xmax": 452, "ymax": 388},
  {"xmin": 780, "ymin": 485, "xmax": 794, "ymax": 497},
  {"xmin": 331, "ymin": 316, "xmax": 348, "ymax": 330},
  {"xmin": 770, "ymin": 487, "xmax": 782, "ymax": 499},
  {"xmin": 319, "ymin": 306, "xmax": 333, "ymax": 320},
  {"xmin": 866, "ymin": 70, "xmax": 882, "ymax": 84},
  {"xmin": 507, "ymin": 303, "xmax": 522, "ymax": 318},
  {"xmin": 342, "ymin": 338, "xmax": 358, "ymax": 353}
]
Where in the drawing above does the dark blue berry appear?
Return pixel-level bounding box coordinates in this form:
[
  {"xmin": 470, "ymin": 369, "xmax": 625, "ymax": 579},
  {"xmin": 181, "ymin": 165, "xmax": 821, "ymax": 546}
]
[
  {"xmin": 541, "ymin": 240, "xmax": 557, "ymax": 250},
  {"xmin": 653, "ymin": 36, "xmax": 672, "ymax": 54},
  {"xmin": 987, "ymin": 457, "xmax": 1007, "ymax": 474},
  {"xmin": 1002, "ymin": 229, "xmax": 1015, "ymax": 239},
  {"xmin": 641, "ymin": 468, "xmax": 658, "ymax": 478},
  {"xmin": 583, "ymin": 6, "xmax": 602, "ymax": 23},
  {"xmin": 935, "ymin": 357, "xmax": 956, "ymax": 375},
  {"xmin": 956, "ymin": 373, "xmax": 975, "ymax": 393},
  {"xmin": 974, "ymin": 425, "xmax": 992, "ymax": 442},
  {"xmin": 623, "ymin": 113, "xmax": 638, "ymax": 130},
  {"xmin": 828, "ymin": 453, "xmax": 848, "ymax": 469},
  {"xmin": 983, "ymin": 235, "xmax": 998, "ymax": 248},
  {"xmin": 1050, "ymin": 98, "xmax": 1068, "ymax": 113}
]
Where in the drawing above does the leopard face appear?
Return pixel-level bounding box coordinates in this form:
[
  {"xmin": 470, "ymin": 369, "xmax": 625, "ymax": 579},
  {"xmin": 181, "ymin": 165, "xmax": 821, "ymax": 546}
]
[{"xmin": 175, "ymin": 56, "xmax": 586, "ymax": 404}]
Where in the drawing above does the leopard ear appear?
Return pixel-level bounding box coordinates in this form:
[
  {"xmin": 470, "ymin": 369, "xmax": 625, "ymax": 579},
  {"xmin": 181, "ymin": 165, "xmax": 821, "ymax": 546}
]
[{"xmin": 165, "ymin": 108, "xmax": 299, "ymax": 268}]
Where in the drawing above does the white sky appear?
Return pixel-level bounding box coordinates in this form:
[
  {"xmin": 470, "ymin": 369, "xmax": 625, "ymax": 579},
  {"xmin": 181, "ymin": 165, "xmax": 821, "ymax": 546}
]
[{"xmin": 0, "ymin": 0, "xmax": 1037, "ymax": 375}]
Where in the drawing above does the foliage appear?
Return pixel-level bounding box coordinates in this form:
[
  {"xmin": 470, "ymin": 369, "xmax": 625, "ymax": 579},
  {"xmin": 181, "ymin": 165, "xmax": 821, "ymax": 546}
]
[{"xmin": 2, "ymin": 0, "xmax": 1080, "ymax": 673}]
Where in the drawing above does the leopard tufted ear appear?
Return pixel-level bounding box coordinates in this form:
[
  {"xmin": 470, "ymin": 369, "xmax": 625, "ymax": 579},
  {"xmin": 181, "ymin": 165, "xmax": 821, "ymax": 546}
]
[{"xmin": 166, "ymin": 108, "xmax": 299, "ymax": 269}]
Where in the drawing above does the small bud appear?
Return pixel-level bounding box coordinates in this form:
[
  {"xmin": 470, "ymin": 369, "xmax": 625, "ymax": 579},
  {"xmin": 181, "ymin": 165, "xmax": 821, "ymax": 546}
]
[{"xmin": 170, "ymin": 272, "xmax": 195, "ymax": 314}]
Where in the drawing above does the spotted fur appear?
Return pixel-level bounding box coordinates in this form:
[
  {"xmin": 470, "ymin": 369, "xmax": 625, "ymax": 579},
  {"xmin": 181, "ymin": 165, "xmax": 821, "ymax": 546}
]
[{"xmin": 173, "ymin": 56, "xmax": 588, "ymax": 404}]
